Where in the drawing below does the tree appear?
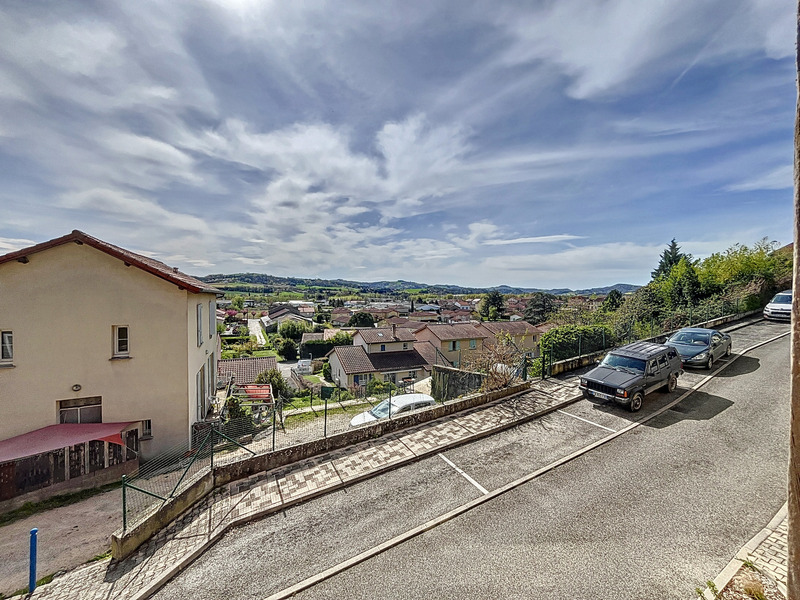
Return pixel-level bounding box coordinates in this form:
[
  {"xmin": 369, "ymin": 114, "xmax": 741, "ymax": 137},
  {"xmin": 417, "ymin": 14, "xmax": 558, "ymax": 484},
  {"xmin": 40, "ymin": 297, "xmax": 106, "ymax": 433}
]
[
  {"xmin": 276, "ymin": 337, "xmax": 297, "ymax": 360},
  {"xmin": 255, "ymin": 368, "xmax": 291, "ymax": 400},
  {"xmin": 663, "ymin": 257, "xmax": 701, "ymax": 308},
  {"xmin": 601, "ymin": 289, "xmax": 623, "ymax": 312},
  {"xmin": 524, "ymin": 292, "xmax": 556, "ymax": 324},
  {"xmin": 347, "ymin": 312, "xmax": 375, "ymax": 327},
  {"xmin": 651, "ymin": 239, "xmax": 691, "ymax": 280},
  {"xmin": 480, "ymin": 291, "xmax": 505, "ymax": 320},
  {"xmin": 278, "ymin": 319, "xmax": 311, "ymax": 341},
  {"xmin": 231, "ymin": 296, "xmax": 244, "ymax": 311}
]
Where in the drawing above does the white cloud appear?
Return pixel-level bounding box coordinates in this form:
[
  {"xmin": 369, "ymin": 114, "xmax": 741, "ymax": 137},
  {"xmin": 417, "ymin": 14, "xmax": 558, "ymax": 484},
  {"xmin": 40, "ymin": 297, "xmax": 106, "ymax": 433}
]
[
  {"xmin": 0, "ymin": 236, "xmax": 36, "ymax": 253},
  {"xmin": 484, "ymin": 234, "xmax": 585, "ymax": 246},
  {"xmin": 725, "ymin": 164, "xmax": 792, "ymax": 191}
]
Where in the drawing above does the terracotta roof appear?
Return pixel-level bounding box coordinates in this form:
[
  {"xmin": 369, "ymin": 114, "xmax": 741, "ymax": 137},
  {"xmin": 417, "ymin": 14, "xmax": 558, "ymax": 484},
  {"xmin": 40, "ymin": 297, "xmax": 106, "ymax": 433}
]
[
  {"xmin": 217, "ymin": 356, "xmax": 279, "ymax": 385},
  {"xmin": 330, "ymin": 345, "xmax": 374, "ymax": 375},
  {"xmin": 331, "ymin": 346, "xmax": 428, "ymax": 374},
  {"xmin": 0, "ymin": 230, "xmax": 219, "ymax": 295},
  {"xmin": 416, "ymin": 323, "xmax": 490, "ymax": 341},
  {"xmin": 300, "ymin": 332, "xmax": 324, "ymax": 344},
  {"xmin": 368, "ymin": 349, "xmax": 428, "ymax": 372},
  {"xmin": 412, "ymin": 340, "xmax": 441, "ymax": 368},
  {"xmin": 479, "ymin": 321, "xmax": 542, "ymax": 336},
  {"xmin": 355, "ymin": 327, "xmax": 416, "ymax": 344}
]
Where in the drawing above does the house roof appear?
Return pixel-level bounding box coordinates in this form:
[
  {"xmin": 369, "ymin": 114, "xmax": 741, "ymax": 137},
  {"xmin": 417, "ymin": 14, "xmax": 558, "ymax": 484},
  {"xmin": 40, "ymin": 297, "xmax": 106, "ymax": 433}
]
[
  {"xmin": 412, "ymin": 340, "xmax": 441, "ymax": 368},
  {"xmin": 355, "ymin": 327, "xmax": 416, "ymax": 344},
  {"xmin": 479, "ymin": 321, "xmax": 542, "ymax": 336},
  {"xmin": 300, "ymin": 332, "xmax": 324, "ymax": 344},
  {"xmin": 0, "ymin": 230, "xmax": 220, "ymax": 294},
  {"xmin": 330, "ymin": 346, "xmax": 428, "ymax": 375},
  {"xmin": 217, "ymin": 356, "xmax": 279, "ymax": 385},
  {"xmin": 330, "ymin": 345, "xmax": 374, "ymax": 375},
  {"xmin": 416, "ymin": 323, "xmax": 490, "ymax": 341}
]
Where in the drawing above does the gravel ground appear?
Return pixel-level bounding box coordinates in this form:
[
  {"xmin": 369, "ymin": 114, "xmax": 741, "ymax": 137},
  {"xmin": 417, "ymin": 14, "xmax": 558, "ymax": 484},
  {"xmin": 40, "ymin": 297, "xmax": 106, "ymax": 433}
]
[{"xmin": 716, "ymin": 565, "xmax": 784, "ymax": 599}]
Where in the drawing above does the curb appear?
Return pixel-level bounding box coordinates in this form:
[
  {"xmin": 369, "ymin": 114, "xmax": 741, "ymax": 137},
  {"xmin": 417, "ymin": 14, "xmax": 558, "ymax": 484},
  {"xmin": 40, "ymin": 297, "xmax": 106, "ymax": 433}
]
[
  {"xmin": 703, "ymin": 503, "xmax": 788, "ymax": 600},
  {"xmin": 130, "ymin": 387, "xmax": 582, "ymax": 600}
]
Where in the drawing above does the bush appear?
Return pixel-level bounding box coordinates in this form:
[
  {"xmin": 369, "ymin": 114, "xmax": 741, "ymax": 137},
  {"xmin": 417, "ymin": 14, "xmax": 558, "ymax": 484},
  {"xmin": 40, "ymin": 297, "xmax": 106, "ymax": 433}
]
[
  {"xmin": 322, "ymin": 362, "xmax": 331, "ymax": 380},
  {"xmin": 276, "ymin": 338, "xmax": 297, "ymax": 360},
  {"xmin": 255, "ymin": 368, "xmax": 292, "ymax": 400}
]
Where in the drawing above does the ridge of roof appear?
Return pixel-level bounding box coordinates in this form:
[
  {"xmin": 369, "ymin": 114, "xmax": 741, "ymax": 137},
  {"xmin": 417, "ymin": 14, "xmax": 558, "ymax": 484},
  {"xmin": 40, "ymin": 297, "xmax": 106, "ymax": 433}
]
[{"xmin": 0, "ymin": 230, "xmax": 220, "ymax": 295}]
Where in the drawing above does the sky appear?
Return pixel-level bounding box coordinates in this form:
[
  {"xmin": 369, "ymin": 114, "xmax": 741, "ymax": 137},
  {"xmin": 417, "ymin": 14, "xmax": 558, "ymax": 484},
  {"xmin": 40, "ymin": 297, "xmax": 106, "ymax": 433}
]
[{"xmin": 0, "ymin": 0, "xmax": 794, "ymax": 290}]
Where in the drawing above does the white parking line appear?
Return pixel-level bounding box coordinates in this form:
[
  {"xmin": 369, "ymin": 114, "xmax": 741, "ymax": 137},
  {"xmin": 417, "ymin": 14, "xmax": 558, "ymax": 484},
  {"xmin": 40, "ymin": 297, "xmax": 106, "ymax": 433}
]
[
  {"xmin": 556, "ymin": 409, "xmax": 616, "ymax": 432},
  {"xmin": 438, "ymin": 453, "xmax": 489, "ymax": 495}
]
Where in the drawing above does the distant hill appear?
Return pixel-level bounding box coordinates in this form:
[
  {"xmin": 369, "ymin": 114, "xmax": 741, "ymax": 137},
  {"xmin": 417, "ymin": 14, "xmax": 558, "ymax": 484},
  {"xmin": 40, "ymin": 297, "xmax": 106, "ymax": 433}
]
[{"xmin": 199, "ymin": 273, "xmax": 639, "ymax": 297}]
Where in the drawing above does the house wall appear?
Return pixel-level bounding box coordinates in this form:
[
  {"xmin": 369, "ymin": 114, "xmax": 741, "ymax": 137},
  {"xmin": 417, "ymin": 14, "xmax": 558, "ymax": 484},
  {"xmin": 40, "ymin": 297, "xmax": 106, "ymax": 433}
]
[
  {"xmin": 327, "ymin": 352, "xmax": 351, "ymax": 387},
  {"xmin": 0, "ymin": 242, "xmax": 217, "ymax": 459}
]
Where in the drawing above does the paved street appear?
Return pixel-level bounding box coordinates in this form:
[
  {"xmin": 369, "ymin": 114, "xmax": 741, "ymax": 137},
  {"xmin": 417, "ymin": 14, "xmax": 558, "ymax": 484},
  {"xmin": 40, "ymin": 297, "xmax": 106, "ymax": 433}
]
[{"xmin": 154, "ymin": 319, "xmax": 790, "ymax": 600}]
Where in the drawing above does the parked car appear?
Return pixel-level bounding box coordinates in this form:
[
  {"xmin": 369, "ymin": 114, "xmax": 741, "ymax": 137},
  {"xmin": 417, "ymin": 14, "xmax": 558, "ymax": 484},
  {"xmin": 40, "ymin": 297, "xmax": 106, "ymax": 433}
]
[
  {"xmin": 665, "ymin": 327, "xmax": 732, "ymax": 370},
  {"xmin": 578, "ymin": 341, "xmax": 683, "ymax": 412},
  {"xmin": 763, "ymin": 290, "xmax": 792, "ymax": 321},
  {"xmin": 349, "ymin": 393, "xmax": 437, "ymax": 427}
]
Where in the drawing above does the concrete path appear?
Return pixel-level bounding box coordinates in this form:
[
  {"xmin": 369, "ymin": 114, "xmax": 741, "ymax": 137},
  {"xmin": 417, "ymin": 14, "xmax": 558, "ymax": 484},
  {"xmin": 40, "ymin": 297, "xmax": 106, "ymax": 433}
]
[
  {"xmin": 247, "ymin": 319, "xmax": 265, "ymax": 345},
  {"xmin": 28, "ymin": 379, "xmax": 581, "ymax": 600}
]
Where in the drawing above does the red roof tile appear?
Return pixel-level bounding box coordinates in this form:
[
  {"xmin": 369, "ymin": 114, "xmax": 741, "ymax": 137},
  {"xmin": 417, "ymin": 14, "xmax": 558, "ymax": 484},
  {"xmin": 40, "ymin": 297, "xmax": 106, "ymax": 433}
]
[{"xmin": 0, "ymin": 230, "xmax": 219, "ymax": 295}]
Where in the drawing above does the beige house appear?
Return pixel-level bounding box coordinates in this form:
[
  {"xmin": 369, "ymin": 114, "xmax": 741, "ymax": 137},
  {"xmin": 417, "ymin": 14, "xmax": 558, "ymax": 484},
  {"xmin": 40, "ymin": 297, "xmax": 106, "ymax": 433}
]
[
  {"xmin": 0, "ymin": 230, "xmax": 220, "ymax": 462},
  {"xmin": 413, "ymin": 323, "xmax": 490, "ymax": 368},
  {"xmin": 476, "ymin": 321, "xmax": 542, "ymax": 357},
  {"xmin": 327, "ymin": 327, "xmax": 429, "ymax": 388}
]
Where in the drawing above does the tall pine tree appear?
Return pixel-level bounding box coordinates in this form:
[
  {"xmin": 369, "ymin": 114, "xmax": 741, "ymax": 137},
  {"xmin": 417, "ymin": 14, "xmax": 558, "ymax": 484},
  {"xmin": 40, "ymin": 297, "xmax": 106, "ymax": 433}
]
[{"xmin": 651, "ymin": 239, "xmax": 690, "ymax": 280}]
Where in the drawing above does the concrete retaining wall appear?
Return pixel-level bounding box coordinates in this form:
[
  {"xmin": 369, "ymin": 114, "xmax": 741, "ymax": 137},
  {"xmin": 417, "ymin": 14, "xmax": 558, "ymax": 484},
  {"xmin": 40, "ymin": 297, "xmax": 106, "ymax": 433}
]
[{"xmin": 111, "ymin": 380, "xmax": 531, "ymax": 559}]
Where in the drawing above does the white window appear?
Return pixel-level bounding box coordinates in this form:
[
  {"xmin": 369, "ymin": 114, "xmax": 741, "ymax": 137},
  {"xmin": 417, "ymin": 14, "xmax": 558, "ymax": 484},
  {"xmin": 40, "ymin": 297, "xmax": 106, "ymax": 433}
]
[
  {"xmin": 141, "ymin": 419, "xmax": 152, "ymax": 438},
  {"xmin": 113, "ymin": 326, "xmax": 129, "ymax": 357},
  {"xmin": 59, "ymin": 397, "xmax": 102, "ymax": 424},
  {"xmin": 1, "ymin": 331, "xmax": 12, "ymax": 362},
  {"xmin": 208, "ymin": 300, "xmax": 215, "ymax": 339},
  {"xmin": 197, "ymin": 304, "xmax": 203, "ymax": 347}
]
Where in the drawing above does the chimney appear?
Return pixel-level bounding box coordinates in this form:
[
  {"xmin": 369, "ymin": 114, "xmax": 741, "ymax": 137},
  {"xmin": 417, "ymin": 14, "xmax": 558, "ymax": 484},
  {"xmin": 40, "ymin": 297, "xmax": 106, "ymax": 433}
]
[{"xmin": 392, "ymin": 323, "xmax": 397, "ymax": 339}]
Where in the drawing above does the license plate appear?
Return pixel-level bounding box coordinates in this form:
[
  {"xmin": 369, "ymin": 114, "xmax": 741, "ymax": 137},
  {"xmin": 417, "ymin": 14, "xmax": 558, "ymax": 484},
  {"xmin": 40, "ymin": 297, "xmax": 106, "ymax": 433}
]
[{"xmin": 589, "ymin": 390, "xmax": 613, "ymax": 400}]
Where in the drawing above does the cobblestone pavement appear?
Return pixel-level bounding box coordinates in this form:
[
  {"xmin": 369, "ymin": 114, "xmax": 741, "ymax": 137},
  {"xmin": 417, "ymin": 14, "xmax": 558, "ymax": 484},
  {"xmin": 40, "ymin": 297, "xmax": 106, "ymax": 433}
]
[
  {"xmin": 747, "ymin": 507, "xmax": 787, "ymax": 594},
  {"xmin": 29, "ymin": 379, "xmax": 579, "ymax": 600}
]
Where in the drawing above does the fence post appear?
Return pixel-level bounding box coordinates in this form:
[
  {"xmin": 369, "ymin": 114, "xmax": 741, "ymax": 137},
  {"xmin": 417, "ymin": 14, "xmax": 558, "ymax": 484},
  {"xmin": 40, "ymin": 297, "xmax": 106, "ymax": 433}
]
[
  {"xmin": 578, "ymin": 333, "xmax": 582, "ymax": 358},
  {"xmin": 323, "ymin": 392, "xmax": 329, "ymax": 438},
  {"xmin": 602, "ymin": 329, "xmax": 606, "ymax": 349},
  {"xmin": 210, "ymin": 429, "xmax": 214, "ymax": 475},
  {"xmin": 29, "ymin": 528, "xmax": 38, "ymax": 593},
  {"xmin": 271, "ymin": 402, "xmax": 276, "ymax": 452},
  {"xmin": 122, "ymin": 475, "xmax": 127, "ymax": 531}
]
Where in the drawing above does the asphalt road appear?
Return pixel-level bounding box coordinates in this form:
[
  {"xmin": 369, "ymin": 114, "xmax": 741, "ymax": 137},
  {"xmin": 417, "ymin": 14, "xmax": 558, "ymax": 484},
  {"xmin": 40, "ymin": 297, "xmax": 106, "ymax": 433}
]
[{"xmin": 154, "ymin": 319, "xmax": 789, "ymax": 600}]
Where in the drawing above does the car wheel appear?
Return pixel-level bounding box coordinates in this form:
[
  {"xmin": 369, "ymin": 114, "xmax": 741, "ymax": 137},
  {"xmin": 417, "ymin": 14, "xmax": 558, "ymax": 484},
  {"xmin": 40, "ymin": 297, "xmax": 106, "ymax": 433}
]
[
  {"xmin": 706, "ymin": 356, "xmax": 714, "ymax": 370},
  {"xmin": 582, "ymin": 389, "xmax": 590, "ymax": 400},
  {"xmin": 628, "ymin": 391, "xmax": 643, "ymax": 412},
  {"xmin": 725, "ymin": 343, "xmax": 732, "ymax": 357},
  {"xmin": 665, "ymin": 373, "xmax": 677, "ymax": 393}
]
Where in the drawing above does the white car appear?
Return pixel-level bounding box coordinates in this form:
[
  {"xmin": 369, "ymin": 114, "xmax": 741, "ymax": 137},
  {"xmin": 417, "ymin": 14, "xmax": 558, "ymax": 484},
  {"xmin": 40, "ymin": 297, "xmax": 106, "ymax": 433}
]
[
  {"xmin": 763, "ymin": 290, "xmax": 791, "ymax": 321},
  {"xmin": 349, "ymin": 393, "xmax": 436, "ymax": 427}
]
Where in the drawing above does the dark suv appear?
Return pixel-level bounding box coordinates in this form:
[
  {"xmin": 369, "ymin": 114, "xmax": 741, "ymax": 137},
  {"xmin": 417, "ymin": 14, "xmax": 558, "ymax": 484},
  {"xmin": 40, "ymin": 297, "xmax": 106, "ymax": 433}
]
[{"xmin": 578, "ymin": 341, "xmax": 683, "ymax": 412}]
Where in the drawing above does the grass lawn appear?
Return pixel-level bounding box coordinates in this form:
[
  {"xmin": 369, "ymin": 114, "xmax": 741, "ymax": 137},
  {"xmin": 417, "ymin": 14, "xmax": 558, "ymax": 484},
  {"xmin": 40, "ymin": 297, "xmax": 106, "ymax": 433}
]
[
  {"xmin": 303, "ymin": 374, "xmax": 323, "ymax": 384},
  {"xmin": 251, "ymin": 349, "xmax": 278, "ymax": 357}
]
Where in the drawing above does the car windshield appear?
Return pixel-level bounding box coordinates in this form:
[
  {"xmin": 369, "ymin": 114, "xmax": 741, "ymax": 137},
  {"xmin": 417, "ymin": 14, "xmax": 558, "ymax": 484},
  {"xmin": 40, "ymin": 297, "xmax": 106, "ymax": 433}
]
[
  {"xmin": 669, "ymin": 332, "xmax": 710, "ymax": 346},
  {"xmin": 369, "ymin": 399, "xmax": 398, "ymax": 419},
  {"xmin": 771, "ymin": 294, "xmax": 792, "ymax": 304},
  {"xmin": 600, "ymin": 354, "xmax": 646, "ymax": 372}
]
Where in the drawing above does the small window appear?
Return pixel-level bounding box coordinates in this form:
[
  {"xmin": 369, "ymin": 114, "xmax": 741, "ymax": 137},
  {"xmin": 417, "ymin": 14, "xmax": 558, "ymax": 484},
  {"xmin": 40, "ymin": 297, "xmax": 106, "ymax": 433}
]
[
  {"xmin": 408, "ymin": 371, "xmax": 417, "ymax": 378},
  {"xmin": 403, "ymin": 342, "xmax": 409, "ymax": 350},
  {"xmin": 141, "ymin": 419, "xmax": 152, "ymax": 438},
  {"xmin": 208, "ymin": 300, "xmax": 214, "ymax": 339},
  {"xmin": 1, "ymin": 331, "xmax": 12, "ymax": 362},
  {"xmin": 657, "ymin": 355, "xmax": 668, "ymax": 369},
  {"xmin": 380, "ymin": 344, "xmax": 386, "ymax": 352},
  {"xmin": 113, "ymin": 326, "xmax": 129, "ymax": 357},
  {"xmin": 59, "ymin": 397, "xmax": 102, "ymax": 424},
  {"xmin": 469, "ymin": 339, "xmax": 477, "ymax": 350},
  {"xmin": 196, "ymin": 304, "xmax": 203, "ymax": 347},
  {"xmin": 648, "ymin": 360, "xmax": 658, "ymax": 373}
]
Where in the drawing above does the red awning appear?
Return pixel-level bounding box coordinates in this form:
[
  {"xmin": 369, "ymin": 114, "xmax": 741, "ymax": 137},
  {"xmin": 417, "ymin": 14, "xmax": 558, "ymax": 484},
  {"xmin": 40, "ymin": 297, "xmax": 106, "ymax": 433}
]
[{"xmin": 0, "ymin": 422, "xmax": 138, "ymax": 464}]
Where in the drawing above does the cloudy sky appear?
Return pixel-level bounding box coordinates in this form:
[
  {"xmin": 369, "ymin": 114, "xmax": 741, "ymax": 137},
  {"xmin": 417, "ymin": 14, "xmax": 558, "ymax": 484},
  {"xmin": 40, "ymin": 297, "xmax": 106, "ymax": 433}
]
[{"xmin": 0, "ymin": 0, "xmax": 794, "ymax": 289}]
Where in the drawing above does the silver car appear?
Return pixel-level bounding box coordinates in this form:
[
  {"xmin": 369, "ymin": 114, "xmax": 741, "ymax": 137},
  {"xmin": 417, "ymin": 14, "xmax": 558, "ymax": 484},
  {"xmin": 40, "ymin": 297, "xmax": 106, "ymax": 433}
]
[
  {"xmin": 349, "ymin": 393, "xmax": 436, "ymax": 427},
  {"xmin": 665, "ymin": 327, "xmax": 732, "ymax": 369}
]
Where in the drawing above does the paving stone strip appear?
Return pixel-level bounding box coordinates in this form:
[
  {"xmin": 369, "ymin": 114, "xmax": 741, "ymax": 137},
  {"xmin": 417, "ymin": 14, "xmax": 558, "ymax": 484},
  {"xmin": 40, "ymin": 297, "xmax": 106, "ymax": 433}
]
[{"xmin": 29, "ymin": 380, "xmax": 579, "ymax": 600}]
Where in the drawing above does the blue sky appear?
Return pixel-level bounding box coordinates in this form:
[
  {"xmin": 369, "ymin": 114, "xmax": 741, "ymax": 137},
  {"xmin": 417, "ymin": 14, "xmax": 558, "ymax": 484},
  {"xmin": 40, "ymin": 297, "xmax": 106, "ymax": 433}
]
[{"xmin": 0, "ymin": 0, "xmax": 793, "ymax": 289}]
